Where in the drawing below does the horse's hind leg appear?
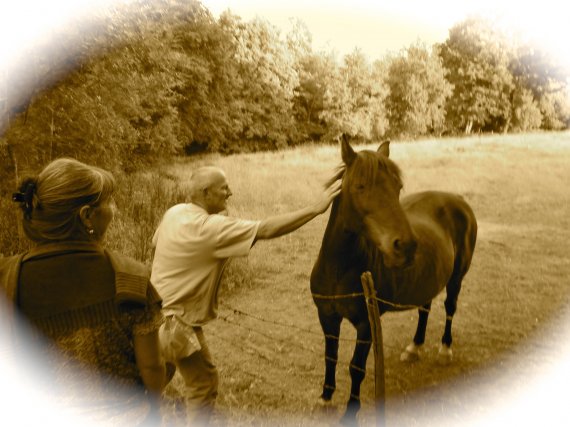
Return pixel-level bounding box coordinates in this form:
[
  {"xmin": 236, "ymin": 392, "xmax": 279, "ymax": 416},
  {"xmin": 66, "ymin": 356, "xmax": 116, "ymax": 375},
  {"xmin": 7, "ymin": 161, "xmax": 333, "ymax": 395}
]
[
  {"xmin": 317, "ymin": 310, "xmax": 342, "ymax": 404},
  {"xmin": 439, "ymin": 268, "xmax": 465, "ymax": 365},
  {"xmin": 440, "ymin": 200, "xmax": 476, "ymax": 365},
  {"xmin": 341, "ymin": 320, "xmax": 372, "ymax": 425},
  {"xmin": 400, "ymin": 302, "xmax": 432, "ymax": 362}
]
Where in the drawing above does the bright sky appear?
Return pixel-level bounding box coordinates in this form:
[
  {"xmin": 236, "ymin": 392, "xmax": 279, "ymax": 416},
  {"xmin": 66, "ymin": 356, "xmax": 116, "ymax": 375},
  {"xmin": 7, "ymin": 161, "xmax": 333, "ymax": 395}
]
[
  {"xmin": 1, "ymin": 0, "xmax": 570, "ymax": 425},
  {"xmin": 201, "ymin": 1, "xmax": 570, "ymax": 68},
  {"xmin": 0, "ymin": 0, "xmax": 569, "ymax": 66}
]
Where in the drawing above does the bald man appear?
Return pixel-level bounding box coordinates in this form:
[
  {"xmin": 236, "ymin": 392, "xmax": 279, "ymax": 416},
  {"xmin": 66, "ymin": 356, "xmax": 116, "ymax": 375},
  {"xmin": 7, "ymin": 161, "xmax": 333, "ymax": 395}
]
[{"xmin": 150, "ymin": 165, "xmax": 343, "ymax": 424}]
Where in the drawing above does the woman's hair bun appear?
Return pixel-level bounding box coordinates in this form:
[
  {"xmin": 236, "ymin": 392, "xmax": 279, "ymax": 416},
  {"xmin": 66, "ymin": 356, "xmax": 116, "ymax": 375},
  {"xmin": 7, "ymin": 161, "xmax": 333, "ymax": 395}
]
[{"xmin": 13, "ymin": 177, "xmax": 38, "ymax": 219}]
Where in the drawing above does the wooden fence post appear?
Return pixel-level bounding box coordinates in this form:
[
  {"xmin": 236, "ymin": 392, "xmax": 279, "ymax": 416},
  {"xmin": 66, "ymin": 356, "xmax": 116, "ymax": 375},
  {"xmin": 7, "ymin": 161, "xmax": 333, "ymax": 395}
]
[{"xmin": 361, "ymin": 271, "xmax": 386, "ymax": 426}]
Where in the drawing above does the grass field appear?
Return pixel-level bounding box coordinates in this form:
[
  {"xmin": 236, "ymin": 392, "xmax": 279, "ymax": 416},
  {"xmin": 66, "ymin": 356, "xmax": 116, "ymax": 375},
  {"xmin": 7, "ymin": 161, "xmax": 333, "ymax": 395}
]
[
  {"xmin": 150, "ymin": 132, "xmax": 570, "ymax": 426},
  {"xmin": 2, "ymin": 132, "xmax": 570, "ymax": 426}
]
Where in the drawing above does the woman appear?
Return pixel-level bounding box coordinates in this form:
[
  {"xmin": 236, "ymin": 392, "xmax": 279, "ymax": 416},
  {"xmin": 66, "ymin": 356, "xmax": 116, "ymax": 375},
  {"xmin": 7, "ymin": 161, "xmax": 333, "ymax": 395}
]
[{"xmin": 0, "ymin": 158, "xmax": 169, "ymax": 426}]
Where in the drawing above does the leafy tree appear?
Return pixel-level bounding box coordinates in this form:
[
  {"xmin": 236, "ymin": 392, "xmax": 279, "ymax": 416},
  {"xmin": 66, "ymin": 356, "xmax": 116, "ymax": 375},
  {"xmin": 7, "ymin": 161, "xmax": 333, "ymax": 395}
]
[
  {"xmin": 286, "ymin": 19, "xmax": 329, "ymax": 143},
  {"xmin": 318, "ymin": 54, "xmax": 352, "ymax": 141},
  {"xmin": 509, "ymin": 44, "xmax": 569, "ymax": 131},
  {"xmin": 369, "ymin": 60, "xmax": 390, "ymax": 140},
  {"xmin": 320, "ymin": 49, "xmax": 388, "ymax": 142},
  {"xmin": 385, "ymin": 43, "xmax": 453, "ymax": 138},
  {"xmin": 167, "ymin": 9, "xmax": 241, "ymax": 153},
  {"xmin": 4, "ymin": 0, "xmax": 570, "ymax": 192},
  {"xmin": 439, "ymin": 17, "xmax": 514, "ymax": 133},
  {"xmin": 0, "ymin": 0, "xmax": 207, "ymax": 183},
  {"xmin": 510, "ymin": 87, "xmax": 543, "ymax": 132},
  {"xmin": 509, "ymin": 45, "xmax": 568, "ymax": 98},
  {"xmin": 539, "ymin": 91, "xmax": 570, "ymax": 130},
  {"xmin": 290, "ymin": 52, "xmax": 334, "ymax": 143},
  {"xmin": 222, "ymin": 15, "xmax": 298, "ymax": 150}
]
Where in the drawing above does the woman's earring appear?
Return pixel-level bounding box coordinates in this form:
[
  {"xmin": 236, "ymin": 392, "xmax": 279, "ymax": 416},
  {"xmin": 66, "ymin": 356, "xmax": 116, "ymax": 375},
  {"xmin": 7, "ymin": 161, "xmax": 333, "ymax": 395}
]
[{"xmin": 88, "ymin": 228, "xmax": 95, "ymax": 235}]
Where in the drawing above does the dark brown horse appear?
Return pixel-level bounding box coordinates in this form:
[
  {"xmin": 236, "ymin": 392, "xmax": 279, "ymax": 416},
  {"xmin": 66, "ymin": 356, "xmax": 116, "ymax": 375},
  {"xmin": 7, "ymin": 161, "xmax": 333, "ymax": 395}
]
[{"xmin": 310, "ymin": 135, "xmax": 477, "ymax": 424}]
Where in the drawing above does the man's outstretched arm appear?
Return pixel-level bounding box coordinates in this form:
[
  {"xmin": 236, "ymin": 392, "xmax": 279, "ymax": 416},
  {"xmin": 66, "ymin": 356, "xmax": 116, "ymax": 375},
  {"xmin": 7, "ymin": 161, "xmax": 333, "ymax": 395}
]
[{"xmin": 255, "ymin": 165, "xmax": 344, "ymax": 241}]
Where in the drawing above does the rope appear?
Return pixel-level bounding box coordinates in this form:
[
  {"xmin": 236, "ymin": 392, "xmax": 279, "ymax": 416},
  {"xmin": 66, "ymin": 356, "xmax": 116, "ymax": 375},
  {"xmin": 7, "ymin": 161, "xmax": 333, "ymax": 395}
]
[
  {"xmin": 325, "ymin": 357, "xmax": 367, "ymax": 374},
  {"xmin": 221, "ymin": 303, "xmax": 375, "ymax": 345},
  {"xmin": 375, "ymin": 297, "xmax": 430, "ymax": 312},
  {"xmin": 217, "ymin": 313, "xmax": 366, "ymax": 372},
  {"xmin": 213, "ymin": 303, "xmax": 387, "ymax": 407},
  {"xmin": 220, "ymin": 301, "xmax": 424, "ymax": 352},
  {"xmin": 325, "ymin": 334, "xmax": 372, "ymax": 345},
  {"xmin": 207, "ymin": 323, "xmax": 373, "ymax": 407},
  {"xmin": 349, "ymin": 364, "xmax": 366, "ymax": 374},
  {"xmin": 312, "ymin": 291, "xmax": 430, "ymax": 312},
  {"xmin": 312, "ymin": 292, "xmax": 365, "ymax": 300}
]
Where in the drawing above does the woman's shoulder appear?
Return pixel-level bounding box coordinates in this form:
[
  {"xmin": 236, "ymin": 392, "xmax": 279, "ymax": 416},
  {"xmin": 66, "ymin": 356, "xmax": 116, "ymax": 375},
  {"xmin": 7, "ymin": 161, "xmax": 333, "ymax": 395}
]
[
  {"xmin": 103, "ymin": 249, "xmax": 162, "ymax": 308},
  {"xmin": 104, "ymin": 249, "xmax": 149, "ymax": 277},
  {"xmin": 0, "ymin": 253, "xmax": 26, "ymax": 301},
  {"xmin": 0, "ymin": 252, "xmax": 26, "ymax": 268}
]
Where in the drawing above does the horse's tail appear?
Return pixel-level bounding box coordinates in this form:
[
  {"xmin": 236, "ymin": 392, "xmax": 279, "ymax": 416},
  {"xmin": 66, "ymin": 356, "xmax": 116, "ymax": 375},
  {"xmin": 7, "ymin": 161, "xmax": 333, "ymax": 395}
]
[{"xmin": 454, "ymin": 195, "xmax": 478, "ymax": 277}]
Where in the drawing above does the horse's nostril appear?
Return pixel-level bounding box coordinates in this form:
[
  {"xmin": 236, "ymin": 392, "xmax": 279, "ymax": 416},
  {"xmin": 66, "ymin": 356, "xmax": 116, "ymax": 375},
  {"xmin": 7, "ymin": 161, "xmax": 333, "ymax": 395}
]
[
  {"xmin": 394, "ymin": 238, "xmax": 417, "ymax": 258},
  {"xmin": 393, "ymin": 239, "xmax": 402, "ymax": 252}
]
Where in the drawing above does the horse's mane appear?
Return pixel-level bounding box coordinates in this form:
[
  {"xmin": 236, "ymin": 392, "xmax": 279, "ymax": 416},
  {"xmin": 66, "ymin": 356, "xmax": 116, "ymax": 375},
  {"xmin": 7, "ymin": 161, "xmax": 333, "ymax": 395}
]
[{"xmin": 345, "ymin": 150, "xmax": 403, "ymax": 189}]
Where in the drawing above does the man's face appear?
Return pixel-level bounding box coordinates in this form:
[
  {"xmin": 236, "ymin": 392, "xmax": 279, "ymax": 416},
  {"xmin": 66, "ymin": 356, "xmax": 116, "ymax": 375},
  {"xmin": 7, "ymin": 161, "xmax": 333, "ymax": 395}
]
[{"xmin": 204, "ymin": 173, "xmax": 232, "ymax": 214}]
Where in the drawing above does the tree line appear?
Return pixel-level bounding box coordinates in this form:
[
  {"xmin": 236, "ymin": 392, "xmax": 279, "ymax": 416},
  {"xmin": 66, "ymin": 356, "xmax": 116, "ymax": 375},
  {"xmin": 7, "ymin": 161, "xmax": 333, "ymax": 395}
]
[{"xmin": 1, "ymin": 0, "xmax": 569, "ymax": 184}]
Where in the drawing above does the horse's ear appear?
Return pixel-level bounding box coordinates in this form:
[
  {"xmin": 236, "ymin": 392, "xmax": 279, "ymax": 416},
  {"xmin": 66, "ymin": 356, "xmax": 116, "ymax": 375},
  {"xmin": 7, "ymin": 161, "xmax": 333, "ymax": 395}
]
[
  {"xmin": 341, "ymin": 134, "xmax": 356, "ymax": 166},
  {"xmin": 377, "ymin": 140, "xmax": 390, "ymax": 157}
]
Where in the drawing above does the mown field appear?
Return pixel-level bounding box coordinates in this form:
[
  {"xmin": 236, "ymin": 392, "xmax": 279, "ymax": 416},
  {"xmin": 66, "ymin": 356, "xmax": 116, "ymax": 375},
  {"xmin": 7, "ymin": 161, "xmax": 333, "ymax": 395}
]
[
  {"xmin": 2, "ymin": 132, "xmax": 570, "ymax": 426},
  {"xmin": 150, "ymin": 132, "xmax": 570, "ymax": 426}
]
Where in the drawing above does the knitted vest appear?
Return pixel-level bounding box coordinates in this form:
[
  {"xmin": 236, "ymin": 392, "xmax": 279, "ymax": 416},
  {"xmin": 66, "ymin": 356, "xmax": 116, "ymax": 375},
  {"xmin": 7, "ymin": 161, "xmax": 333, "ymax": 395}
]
[{"xmin": 0, "ymin": 246, "xmax": 157, "ymax": 339}]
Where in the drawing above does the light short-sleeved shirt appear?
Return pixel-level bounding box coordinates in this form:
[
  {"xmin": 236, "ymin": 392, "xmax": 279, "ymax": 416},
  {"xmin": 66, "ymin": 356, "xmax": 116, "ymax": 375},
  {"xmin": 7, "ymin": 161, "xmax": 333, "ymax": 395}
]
[{"xmin": 150, "ymin": 203, "xmax": 260, "ymax": 325}]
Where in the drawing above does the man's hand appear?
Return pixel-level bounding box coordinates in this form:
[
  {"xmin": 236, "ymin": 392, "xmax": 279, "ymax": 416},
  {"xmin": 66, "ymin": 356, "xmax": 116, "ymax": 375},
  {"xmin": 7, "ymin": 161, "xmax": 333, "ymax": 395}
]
[
  {"xmin": 313, "ymin": 164, "xmax": 345, "ymax": 214},
  {"xmin": 255, "ymin": 164, "xmax": 345, "ymax": 241},
  {"xmin": 322, "ymin": 163, "xmax": 346, "ymax": 189}
]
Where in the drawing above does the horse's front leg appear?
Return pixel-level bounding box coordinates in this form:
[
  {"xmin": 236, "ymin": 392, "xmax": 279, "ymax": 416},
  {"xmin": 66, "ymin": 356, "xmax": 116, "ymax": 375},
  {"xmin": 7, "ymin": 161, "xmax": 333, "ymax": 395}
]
[
  {"xmin": 401, "ymin": 302, "xmax": 432, "ymax": 362},
  {"xmin": 341, "ymin": 319, "xmax": 372, "ymax": 425},
  {"xmin": 317, "ymin": 310, "xmax": 342, "ymax": 404}
]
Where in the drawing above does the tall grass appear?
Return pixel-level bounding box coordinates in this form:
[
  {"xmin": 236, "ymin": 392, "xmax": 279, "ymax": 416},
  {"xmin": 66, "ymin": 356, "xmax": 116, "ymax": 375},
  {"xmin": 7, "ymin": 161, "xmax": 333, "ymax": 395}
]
[
  {"xmin": 105, "ymin": 167, "xmax": 188, "ymax": 264},
  {"xmin": 0, "ymin": 164, "xmax": 187, "ymax": 260}
]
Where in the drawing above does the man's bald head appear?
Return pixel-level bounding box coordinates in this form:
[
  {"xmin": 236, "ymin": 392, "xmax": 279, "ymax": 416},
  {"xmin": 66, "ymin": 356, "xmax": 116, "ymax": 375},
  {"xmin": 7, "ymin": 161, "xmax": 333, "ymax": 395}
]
[
  {"xmin": 189, "ymin": 166, "xmax": 232, "ymax": 214},
  {"xmin": 190, "ymin": 166, "xmax": 226, "ymax": 196}
]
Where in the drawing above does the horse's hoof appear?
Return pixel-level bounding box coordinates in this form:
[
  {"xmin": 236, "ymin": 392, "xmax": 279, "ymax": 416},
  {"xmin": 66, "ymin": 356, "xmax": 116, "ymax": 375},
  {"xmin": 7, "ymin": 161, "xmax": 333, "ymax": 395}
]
[
  {"xmin": 315, "ymin": 397, "xmax": 335, "ymax": 415},
  {"xmin": 437, "ymin": 344, "xmax": 453, "ymax": 365},
  {"xmin": 317, "ymin": 396, "xmax": 333, "ymax": 407},
  {"xmin": 400, "ymin": 342, "xmax": 421, "ymax": 363},
  {"xmin": 339, "ymin": 400, "xmax": 360, "ymax": 426},
  {"xmin": 339, "ymin": 413, "xmax": 359, "ymax": 427}
]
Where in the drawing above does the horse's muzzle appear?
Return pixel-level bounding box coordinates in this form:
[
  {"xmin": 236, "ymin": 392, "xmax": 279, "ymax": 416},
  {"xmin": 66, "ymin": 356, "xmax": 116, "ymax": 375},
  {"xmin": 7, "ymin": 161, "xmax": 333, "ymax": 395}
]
[{"xmin": 392, "ymin": 237, "xmax": 417, "ymax": 268}]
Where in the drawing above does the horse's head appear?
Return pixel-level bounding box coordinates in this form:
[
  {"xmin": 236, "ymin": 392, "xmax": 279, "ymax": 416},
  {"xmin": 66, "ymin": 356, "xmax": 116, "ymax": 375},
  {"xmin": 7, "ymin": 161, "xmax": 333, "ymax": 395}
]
[{"xmin": 339, "ymin": 134, "xmax": 417, "ymax": 268}]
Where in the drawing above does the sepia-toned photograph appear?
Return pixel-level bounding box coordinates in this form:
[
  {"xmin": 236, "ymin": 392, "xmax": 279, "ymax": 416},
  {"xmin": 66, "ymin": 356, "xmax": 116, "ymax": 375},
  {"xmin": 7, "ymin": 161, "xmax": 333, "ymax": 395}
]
[{"xmin": 1, "ymin": 1, "xmax": 569, "ymax": 426}]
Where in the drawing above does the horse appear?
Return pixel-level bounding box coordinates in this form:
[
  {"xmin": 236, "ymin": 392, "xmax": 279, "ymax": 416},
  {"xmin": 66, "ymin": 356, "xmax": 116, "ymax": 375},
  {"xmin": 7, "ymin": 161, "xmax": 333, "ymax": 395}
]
[{"xmin": 310, "ymin": 135, "xmax": 477, "ymax": 424}]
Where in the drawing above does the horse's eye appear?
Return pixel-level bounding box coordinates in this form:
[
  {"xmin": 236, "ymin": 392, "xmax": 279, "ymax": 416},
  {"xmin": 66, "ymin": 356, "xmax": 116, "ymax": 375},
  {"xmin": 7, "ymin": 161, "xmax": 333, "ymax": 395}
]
[{"xmin": 356, "ymin": 184, "xmax": 365, "ymax": 191}]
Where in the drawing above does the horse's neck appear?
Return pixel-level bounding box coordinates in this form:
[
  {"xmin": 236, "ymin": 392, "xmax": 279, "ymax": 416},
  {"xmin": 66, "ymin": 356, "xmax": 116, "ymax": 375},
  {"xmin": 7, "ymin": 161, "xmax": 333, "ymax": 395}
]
[
  {"xmin": 320, "ymin": 198, "xmax": 353, "ymax": 257},
  {"xmin": 320, "ymin": 198, "xmax": 390, "ymax": 288},
  {"xmin": 321, "ymin": 199, "xmax": 380, "ymax": 265}
]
